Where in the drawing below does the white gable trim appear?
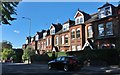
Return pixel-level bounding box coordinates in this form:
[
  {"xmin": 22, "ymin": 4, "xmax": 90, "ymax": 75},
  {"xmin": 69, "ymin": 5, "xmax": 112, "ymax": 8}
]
[
  {"xmin": 74, "ymin": 11, "xmax": 83, "ymax": 18},
  {"xmin": 82, "ymin": 41, "xmax": 93, "ymax": 50},
  {"xmin": 49, "ymin": 24, "xmax": 55, "ymax": 30}
]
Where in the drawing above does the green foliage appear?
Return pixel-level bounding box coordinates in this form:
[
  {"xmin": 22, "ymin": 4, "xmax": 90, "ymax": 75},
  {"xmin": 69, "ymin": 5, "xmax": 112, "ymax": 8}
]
[
  {"xmin": 2, "ymin": 48, "xmax": 16, "ymax": 60},
  {"xmin": 31, "ymin": 53, "xmax": 51, "ymax": 63},
  {"xmin": 1, "ymin": 40, "xmax": 12, "ymax": 51},
  {"xmin": 1, "ymin": 2, "xmax": 19, "ymax": 25},
  {"xmin": 57, "ymin": 52, "xmax": 66, "ymax": 57},
  {"xmin": 66, "ymin": 49, "xmax": 119, "ymax": 65},
  {"xmin": 22, "ymin": 46, "xmax": 35, "ymax": 61},
  {"xmin": 47, "ymin": 52, "xmax": 66, "ymax": 57}
]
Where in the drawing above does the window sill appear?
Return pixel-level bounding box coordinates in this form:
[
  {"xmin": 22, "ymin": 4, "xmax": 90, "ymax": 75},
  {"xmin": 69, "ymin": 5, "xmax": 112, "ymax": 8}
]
[{"xmin": 96, "ymin": 35, "xmax": 116, "ymax": 39}]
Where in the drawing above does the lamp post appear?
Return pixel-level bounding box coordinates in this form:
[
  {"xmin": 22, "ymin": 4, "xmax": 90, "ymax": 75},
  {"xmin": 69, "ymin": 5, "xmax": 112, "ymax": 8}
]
[{"xmin": 22, "ymin": 17, "xmax": 31, "ymax": 44}]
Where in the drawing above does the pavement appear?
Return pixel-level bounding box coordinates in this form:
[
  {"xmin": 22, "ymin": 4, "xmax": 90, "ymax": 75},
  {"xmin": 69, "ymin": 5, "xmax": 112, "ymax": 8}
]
[{"xmin": 81, "ymin": 65, "xmax": 120, "ymax": 74}]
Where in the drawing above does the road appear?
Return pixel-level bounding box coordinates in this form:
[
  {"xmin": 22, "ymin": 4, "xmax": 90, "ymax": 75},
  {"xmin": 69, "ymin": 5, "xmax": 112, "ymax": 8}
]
[{"xmin": 1, "ymin": 63, "xmax": 120, "ymax": 75}]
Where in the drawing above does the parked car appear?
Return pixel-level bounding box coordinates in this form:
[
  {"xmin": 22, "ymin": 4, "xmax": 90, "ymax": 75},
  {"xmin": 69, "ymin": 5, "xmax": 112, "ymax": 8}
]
[{"xmin": 48, "ymin": 56, "xmax": 83, "ymax": 71}]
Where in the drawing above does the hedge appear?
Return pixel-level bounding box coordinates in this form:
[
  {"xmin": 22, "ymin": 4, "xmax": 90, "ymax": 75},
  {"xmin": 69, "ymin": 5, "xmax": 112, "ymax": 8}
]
[
  {"xmin": 66, "ymin": 49, "xmax": 119, "ymax": 65},
  {"xmin": 30, "ymin": 53, "xmax": 52, "ymax": 63}
]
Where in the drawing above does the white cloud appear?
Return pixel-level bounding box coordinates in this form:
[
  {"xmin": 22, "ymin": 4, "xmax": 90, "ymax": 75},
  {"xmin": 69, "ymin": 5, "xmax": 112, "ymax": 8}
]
[{"xmin": 14, "ymin": 30, "xmax": 20, "ymax": 34}]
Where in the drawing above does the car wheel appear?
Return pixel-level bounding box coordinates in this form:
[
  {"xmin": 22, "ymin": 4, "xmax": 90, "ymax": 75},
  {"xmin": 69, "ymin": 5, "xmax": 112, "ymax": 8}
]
[
  {"xmin": 64, "ymin": 65, "xmax": 68, "ymax": 72},
  {"xmin": 48, "ymin": 64, "xmax": 52, "ymax": 70}
]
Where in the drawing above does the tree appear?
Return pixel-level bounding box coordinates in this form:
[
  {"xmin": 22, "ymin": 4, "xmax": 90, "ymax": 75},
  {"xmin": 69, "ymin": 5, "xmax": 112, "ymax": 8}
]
[
  {"xmin": 2, "ymin": 48, "xmax": 16, "ymax": 62},
  {"xmin": 0, "ymin": 40, "xmax": 12, "ymax": 51},
  {"xmin": 1, "ymin": 2, "xmax": 19, "ymax": 25},
  {"xmin": 22, "ymin": 46, "xmax": 35, "ymax": 64}
]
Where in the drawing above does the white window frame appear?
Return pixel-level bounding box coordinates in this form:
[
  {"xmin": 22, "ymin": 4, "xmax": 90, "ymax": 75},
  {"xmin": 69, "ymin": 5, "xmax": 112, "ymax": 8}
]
[
  {"xmin": 75, "ymin": 16, "xmax": 84, "ymax": 25},
  {"xmin": 50, "ymin": 38, "xmax": 51, "ymax": 45},
  {"xmin": 43, "ymin": 32, "xmax": 47, "ymax": 39},
  {"xmin": 88, "ymin": 26, "xmax": 93, "ymax": 38},
  {"xmin": 56, "ymin": 36, "xmax": 58, "ymax": 45},
  {"xmin": 50, "ymin": 28, "xmax": 55, "ymax": 35},
  {"xmin": 98, "ymin": 24, "xmax": 104, "ymax": 36},
  {"xmin": 71, "ymin": 29, "xmax": 75, "ymax": 39},
  {"xmin": 62, "ymin": 36, "xmax": 64, "ymax": 44},
  {"xmin": 31, "ymin": 37, "xmax": 34, "ymax": 42},
  {"xmin": 77, "ymin": 45, "xmax": 81, "ymax": 51},
  {"xmin": 26, "ymin": 40, "xmax": 28, "ymax": 44},
  {"xmin": 106, "ymin": 22, "xmax": 113, "ymax": 36},
  {"xmin": 65, "ymin": 35, "xmax": 68, "ymax": 44},
  {"xmin": 76, "ymin": 28, "xmax": 80, "ymax": 38},
  {"xmin": 72, "ymin": 46, "xmax": 76, "ymax": 51},
  {"xmin": 47, "ymin": 38, "xmax": 48, "ymax": 46},
  {"xmin": 35, "ymin": 34, "xmax": 39, "ymax": 41},
  {"xmin": 99, "ymin": 6, "xmax": 112, "ymax": 18}
]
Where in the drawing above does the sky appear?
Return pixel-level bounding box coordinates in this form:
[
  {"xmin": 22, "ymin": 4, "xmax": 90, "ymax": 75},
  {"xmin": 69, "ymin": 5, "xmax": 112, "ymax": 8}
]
[{"xmin": 1, "ymin": 2, "xmax": 119, "ymax": 48}]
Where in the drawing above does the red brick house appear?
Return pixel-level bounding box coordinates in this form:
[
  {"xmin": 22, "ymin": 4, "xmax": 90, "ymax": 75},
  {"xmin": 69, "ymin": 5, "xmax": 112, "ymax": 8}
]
[
  {"xmin": 22, "ymin": 2, "xmax": 120, "ymax": 52},
  {"xmin": 45, "ymin": 23, "xmax": 62, "ymax": 52},
  {"xmin": 69, "ymin": 9, "xmax": 91, "ymax": 51},
  {"xmin": 83, "ymin": 2, "xmax": 120, "ymax": 49},
  {"xmin": 54, "ymin": 19, "xmax": 75, "ymax": 51}
]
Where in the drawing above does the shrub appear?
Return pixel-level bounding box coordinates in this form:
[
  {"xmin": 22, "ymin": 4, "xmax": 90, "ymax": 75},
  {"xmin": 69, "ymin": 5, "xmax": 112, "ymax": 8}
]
[
  {"xmin": 66, "ymin": 49, "xmax": 119, "ymax": 65},
  {"xmin": 2, "ymin": 48, "xmax": 16, "ymax": 61},
  {"xmin": 31, "ymin": 53, "xmax": 52, "ymax": 63},
  {"xmin": 22, "ymin": 46, "xmax": 35, "ymax": 63}
]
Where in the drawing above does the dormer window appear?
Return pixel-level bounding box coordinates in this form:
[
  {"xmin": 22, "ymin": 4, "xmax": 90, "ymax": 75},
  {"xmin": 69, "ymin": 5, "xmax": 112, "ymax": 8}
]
[
  {"xmin": 75, "ymin": 16, "xmax": 84, "ymax": 25},
  {"xmin": 31, "ymin": 37, "xmax": 34, "ymax": 42},
  {"xmin": 43, "ymin": 32, "xmax": 47, "ymax": 39},
  {"xmin": 63, "ymin": 23, "xmax": 69, "ymax": 31},
  {"xmin": 76, "ymin": 18, "xmax": 79, "ymax": 24},
  {"xmin": 105, "ymin": 7, "xmax": 111, "ymax": 15},
  {"xmin": 50, "ymin": 29, "xmax": 55, "ymax": 35},
  {"xmin": 98, "ymin": 6, "xmax": 112, "ymax": 18},
  {"xmin": 80, "ymin": 18, "xmax": 83, "ymax": 23},
  {"xmin": 26, "ymin": 39, "xmax": 28, "ymax": 44},
  {"xmin": 35, "ymin": 34, "xmax": 39, "ymax": 41},
  {"xmin": 74, "ymin": 10, "xmax": 84, "ymax": 25}
]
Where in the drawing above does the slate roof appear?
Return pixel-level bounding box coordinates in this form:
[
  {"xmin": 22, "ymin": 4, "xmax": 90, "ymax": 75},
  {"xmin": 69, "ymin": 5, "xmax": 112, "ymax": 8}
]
[
  {"xmin": 51, "ymin": 23, "xmax": 62, "ymax": 33},
  {"xmin": 85, "ymin": 12, "xmax": 98, "ymax": 23},
  {"xmin": 98, "ymin": 2, "xmax": 115, "ymax": 9},
  {"xmin": 63, "ymin": 18, "xmax": 75, "ymax": 26},
  {"xmin": 77, "ymin": 9, "xmax": 91, "ymax": 21}
]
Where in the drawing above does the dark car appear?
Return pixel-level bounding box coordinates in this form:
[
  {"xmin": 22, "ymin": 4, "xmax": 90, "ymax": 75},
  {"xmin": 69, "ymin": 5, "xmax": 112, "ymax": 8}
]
[{"xmin": 48, "ymin": 56, "xmax": 83, "ymax": 71}]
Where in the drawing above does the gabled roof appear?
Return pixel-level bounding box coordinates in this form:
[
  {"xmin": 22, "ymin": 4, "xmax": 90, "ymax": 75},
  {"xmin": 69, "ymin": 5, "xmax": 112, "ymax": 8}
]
[
  {"xmin": 74, "ymin": 9, "xmax": 91, "ymax": 22},
  {"xmin": 35, "ymin": 30, "xmax": 46, "ymax": 39},
  {"xmin": 74, "ymin": 9, "xmax": 84, "ymax": 18},
  {"xmin": 50, "ymin": 23, "xmax": 62, "ymax": 33},
  {"xmin": 63, "ymin": 18, "xmax": 75, "ymax": 26},
  {"xmin": 98, "ymin": 2, "xmax": 115, "ymax": 9},
  {"xmin": 44, "ymin": 29, "xmax": 50, "ymax": 37}
]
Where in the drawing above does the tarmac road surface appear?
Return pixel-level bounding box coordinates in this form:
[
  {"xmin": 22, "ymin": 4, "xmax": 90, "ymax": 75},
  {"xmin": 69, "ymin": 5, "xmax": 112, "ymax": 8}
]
[{"xmin": 1, "ymin": 63, "xmax": 120, "ymax": 75}]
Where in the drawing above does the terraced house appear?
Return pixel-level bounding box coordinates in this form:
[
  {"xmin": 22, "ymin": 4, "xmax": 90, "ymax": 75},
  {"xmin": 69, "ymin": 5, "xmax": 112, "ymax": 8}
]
[
  {"xmin": 84, "ymin": 2, "xmax": 120, "ymax": 49},
  {"xmin": 22, "ymin": 2, "xmax": 120, "ymax": 53}
]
